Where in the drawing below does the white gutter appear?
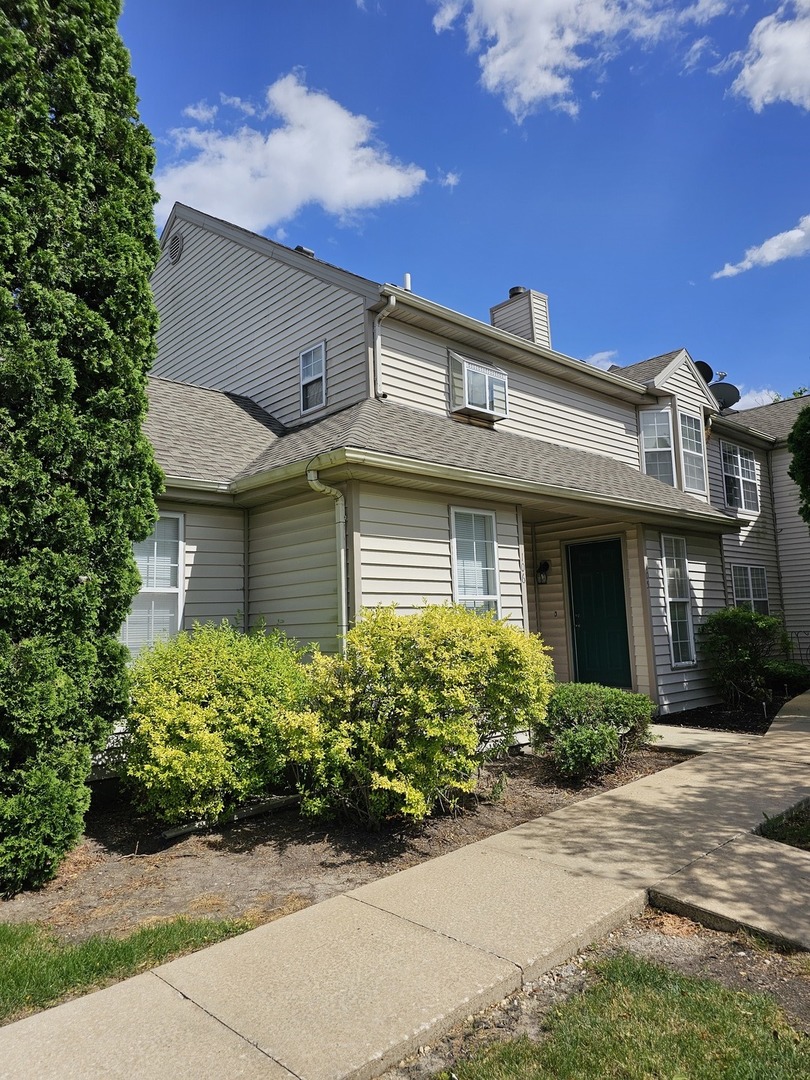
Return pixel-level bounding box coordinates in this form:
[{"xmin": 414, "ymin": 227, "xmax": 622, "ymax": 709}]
[
  {"xmin": 372, "ymin": 294, "xmax": 396, "ymax": 399},
  {"xmin": 306, "ymin": 469, "xmax": 349, "ymax": 651}
]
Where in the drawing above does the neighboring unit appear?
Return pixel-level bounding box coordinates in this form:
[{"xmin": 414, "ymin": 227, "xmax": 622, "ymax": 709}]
[{"xmin": 126, "ymin": 203, "xmax": 809, "ymax": 713}]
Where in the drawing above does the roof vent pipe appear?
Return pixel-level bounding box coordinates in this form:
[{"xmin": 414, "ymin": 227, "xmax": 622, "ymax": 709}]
[{"xmin": 403, "ymin": 273, "xmax": 412, "ymax": 292}]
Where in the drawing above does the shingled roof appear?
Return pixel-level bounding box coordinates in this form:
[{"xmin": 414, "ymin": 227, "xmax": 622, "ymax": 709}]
[
  {"xmin": 726, "ymin": 395, "xmax": 810, "ymax": 442},
  {"xmin": 145, "ymin": 378, "xmax": 733, "ymax": 527},
  {"xmin": 609, "ymin": 350, "xmax": 684, "ymax": 384}
]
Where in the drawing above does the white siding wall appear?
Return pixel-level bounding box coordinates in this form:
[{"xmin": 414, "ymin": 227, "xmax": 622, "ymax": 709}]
[
  {"xmin": 152, "ymin": 220, "xmax": 369, "ymax": 426},
  {"xmin": 707, "ymin": 438, "xmax": 782, "ymax": 617},
  {"xmin": 249, "ymin": 495, "xmax": 339, "ymax": 652},
  {"xmin": 644, "ymin": 528, "xmax": 725, "ymax": 712},
  {"xmin": 530, "ymin": 520, "xmax": 652, "ymax": 696},
  {"xmin": 380, "ymin": 323, "xmax": 639, "ymax": 465},
  {"xmin": 157, "ymin": 503, "xmax": 246, "ymax": 630},
  {"xmin": 357, "ymin": 484, "xmax": 525, "ymax": 625},
  {"xmin": 772, "ymin": 448, "xmax": 810, "ymax": 659}
]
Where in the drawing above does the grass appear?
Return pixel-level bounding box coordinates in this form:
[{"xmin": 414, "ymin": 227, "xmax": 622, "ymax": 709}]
[
  {"xmin": 436, "ymin": 954, "xmax": 810, "ymax": 1080},
  {"xmin": 0, "ymin": 916, "xmax": 251, "ymax": 1025},
  {"xmin": 759, "ymin": 800, "xmax": 810, "ymax": 852}
]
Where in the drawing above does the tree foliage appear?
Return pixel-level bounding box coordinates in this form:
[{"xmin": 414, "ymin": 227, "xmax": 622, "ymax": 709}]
[
  {"xmin": 787, "ymin": 401, "xmax": 810, "ymax": 526},
  {"xmin": 0, "ymin": 1, "xmax": 162, "ymax": 894}
]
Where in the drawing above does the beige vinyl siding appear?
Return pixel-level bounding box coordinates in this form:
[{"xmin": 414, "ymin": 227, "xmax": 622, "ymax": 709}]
[
  {"xmin": 379, "ymin": 323, "xmax": 639, "ymax": 466},
  {"xmin": 529, "ymin": 520, "xmax": 652, "ymax": 697},
  {"xmin": 249, "ymin": 495, "xmax": 339, "ymax": 652},
  {"xmin": 706, "ymin": 438, "xmax": 782, "ymax": 616},
  {"xmin": 152, "ymin": 220, "xmax": 369, "ymax": 426},
  {"xmin": 771, "ymin": 447, "xmax": 810, "ymax": 655},
  {"xmin": 644, "ymin": 528, "xmax": 725, "ymax": 712},
  {"xmin": 660, "ymin": 361, "xmax": 714, "ymax": 419},
  {"xmin": 154, "ymin": 503, "xmax": 245, "ymax": 629},
  {"xmin": 356, "ymin": 484, "xmax": 525, "ymax": 625}
]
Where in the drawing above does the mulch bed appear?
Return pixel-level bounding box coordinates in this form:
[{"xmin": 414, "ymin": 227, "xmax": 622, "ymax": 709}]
[{"xmin": 657, "ymin": 696, "xmax": 790, "ymax": 736}]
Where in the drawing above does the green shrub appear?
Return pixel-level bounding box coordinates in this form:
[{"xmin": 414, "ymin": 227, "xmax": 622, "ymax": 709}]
[
  {"xmin": 697, "ymin": 607, "xmax": 786, "ymax": 705},
  {"xmin": 552, "ymin": 723, "xmax": 620, "ymax": 781},
  {"xmin": 121, "ymin": 622, "xmax": 308, "ymax": 826},
  {"xmin": 762, "ymin": 659, "xmax": 810, "ymax": 699},
  {"xmin": 294, "ymin": 605, "xmax": 554, "ymax": 827},
  {"xmin": 542, "ymin": 682, "xmax": 655, "ymax": 752}
]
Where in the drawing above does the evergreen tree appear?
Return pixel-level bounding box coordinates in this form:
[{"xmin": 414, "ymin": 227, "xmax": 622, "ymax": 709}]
[
  {"xmin": 0, "ymin": 0, "xmax": 162, "ymax": 894},
  {"xmin": 788, "ymin": 402, "xmax": 810, "ymax": 526}
]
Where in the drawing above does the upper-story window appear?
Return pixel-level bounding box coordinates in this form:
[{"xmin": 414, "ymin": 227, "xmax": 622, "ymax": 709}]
[
  {"xmin": 721, "ymin": 442, "xmax": 759, "ymax": 512},
  {"xmin": 300, "ymin": 342, "xmax": 326, "ymax": 414},
  {"xmin": 451, "ymin": 508, "xmax": 500, "ymax": 615},
  {"xmin": 449, "ymin": 352, "xmax": 508, "ymax": 422},
  {"xmin": 639, "ymin": 409, "xmax": 675, "ymax": 486},
  {"xmin": 120, "ymin": 513, "xmax": 184, "ymax": 657},
  {"xmin": 679, "ymin": 412, "xmax": 707, "ymax": 494}
]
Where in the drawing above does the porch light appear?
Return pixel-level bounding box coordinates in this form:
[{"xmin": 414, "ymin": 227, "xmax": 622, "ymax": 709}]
[{"xmin": 536, "ymin": 560, "xmax": 551, "ymax": 586}]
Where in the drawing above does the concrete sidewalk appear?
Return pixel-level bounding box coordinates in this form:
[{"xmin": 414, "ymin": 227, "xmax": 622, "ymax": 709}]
[{"xmin": 2, "ymin": 692, "xmax": 810, "ymax": 1080}]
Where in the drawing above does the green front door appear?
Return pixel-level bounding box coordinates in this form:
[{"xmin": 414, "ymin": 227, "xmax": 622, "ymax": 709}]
[{"xmin": 567, "ymin": 539, "xmax": 632, "ymax": 688}]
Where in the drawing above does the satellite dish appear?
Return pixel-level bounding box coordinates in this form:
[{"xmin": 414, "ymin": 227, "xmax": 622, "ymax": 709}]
[
  {"xmin": 695, "ymin": 360, "xmax": 713, "ymax": 384},
  {"xmin": 710, "ymin": 382, "xmax": 741, "ymax": 410}
]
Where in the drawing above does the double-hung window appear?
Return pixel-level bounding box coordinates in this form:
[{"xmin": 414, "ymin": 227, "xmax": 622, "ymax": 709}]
[
  {"xmin": 679, "ymin": 413, "xmax": 707, "ymax": 494},
  {"xmin": 120, "ymin": 514, "xmax": 183, "ymax": 656},
  {"xmin": 721, "ymin": 442, "xmax": 759, "ymax": 512},
  {"xmin": 300, "ymin": 342, "xmax": 326, "ymax": 414},
  {"xmin": 639, "ymin": 409, "xmax": 675, "ymax": 486},
  {"xmin": 449, "ymin": 353, "xmax": 508, "ymax": 422},
  {"xmin": 661, "ymin": 535, "xmax": 695, "ymax": 666},
  {"xmin": 732, "ymin": 565, "xmax": 769, "ymax": 614},
  {"xmin": 451, "ymin": 509, "xmax": 500, "ymax": 614}
]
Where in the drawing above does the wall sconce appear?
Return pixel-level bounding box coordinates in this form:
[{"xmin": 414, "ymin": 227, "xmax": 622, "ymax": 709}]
[{"xmin": 536, "ymin": 560, "xmax": 551, "ymax": 586}]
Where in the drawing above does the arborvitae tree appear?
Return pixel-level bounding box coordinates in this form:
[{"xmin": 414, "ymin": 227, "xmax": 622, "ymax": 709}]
[
  {"xmin": 788, "ymin": 401, "xmax": 810, "ymax": 526},
  {"xmin": 0, "ymin": 1, "xmax": 162, "ymax": 894}
]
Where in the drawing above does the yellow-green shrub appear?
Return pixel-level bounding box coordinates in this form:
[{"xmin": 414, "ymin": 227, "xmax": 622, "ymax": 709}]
[
  {"xmin": 122, "ymin": 623, "xmax": 308, "ymax": 825},
  {"xmin": 295, "ymin": 605, "xmax": 554, "ymax": 827}
]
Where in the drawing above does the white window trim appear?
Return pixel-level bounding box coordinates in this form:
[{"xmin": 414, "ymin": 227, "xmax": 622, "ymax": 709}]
[
  {"xmin": 639, "ymin": 407, "xmax": 676, "ymax": 487},
  {"xmin": 661, "ymin": 534, "xmax": 696, "ymax": 667},
  {"xmin": 449, "ymin": 352, "xmax": 509, "ymax": 422},
  {"xmin": 720, "ymin": 441, "xmax": 759, "ymax": 514},
  {"xmin": 450, "ymin": 507, "xmax": 501, "ymax": 616},
  {"xmin": 299, "ymin": 341, "xmax": 326, "ymax": 415},
  {"xmin": 678, "ymin": 411, "xmax": 708, "ymax": 495},
  {"xmin": 731, "ymin": 564, "xmax": 770, "ymax": 614},
  {"xmin": 121, "ymin": 512, "xmax": 185, "ymax": 655}
]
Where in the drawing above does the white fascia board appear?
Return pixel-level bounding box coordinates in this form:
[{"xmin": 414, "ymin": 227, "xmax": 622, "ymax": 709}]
[
  {"xmin": 339, "ymin": 447, "xmax": 737, "ymax": 534},
  {"xmin": 377, "ymin": 286, "xmax": 653, "ymax": 403},
  {"xmin": 651, "ymin": 351, "xmax": 721, "ymax": 412}
]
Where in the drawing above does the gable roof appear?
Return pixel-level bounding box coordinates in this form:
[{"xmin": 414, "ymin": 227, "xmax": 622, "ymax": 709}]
[
  {"xmin": 609, "ymin": 350, "xmax": 685, "ymax": 383},
  {"xmin": 145, "ymin": 378, "xmax": 733, "ymax": 530},
  {"xmin": 726, "ymin": 395, "xmax": 810, "ymax": 442}
]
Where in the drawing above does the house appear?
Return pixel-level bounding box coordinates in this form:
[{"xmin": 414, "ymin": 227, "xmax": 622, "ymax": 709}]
[{"xmin": 124, "ymin": 203, "xmax": 809, "ymax": 714}]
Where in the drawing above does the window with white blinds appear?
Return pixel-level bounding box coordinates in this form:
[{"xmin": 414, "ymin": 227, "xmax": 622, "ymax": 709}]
[
  {"xmin": 120, "ymin": 514, "xmax": 183, "ymax": 656},
  {"xmin": 451, "ymin": 508, "xmax": 500, "ymax": 614},
  {"xmin": 661, "ymin": 535, "xmax": 695, "ymax": 666},
  {"xmin": 639, "ymin": 409, "xmax": 675, "ymax": 486},
  {"xmin": 679, "ymin": 412, "xmax": 707, "ymax": 493}
]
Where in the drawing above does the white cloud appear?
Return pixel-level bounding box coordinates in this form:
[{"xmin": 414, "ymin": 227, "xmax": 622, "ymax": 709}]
[
  {"xmin": 155, "ymin": 73, "xmax": 428, "ymax": 231},
  {"xmin": 220, "ymin": 93, "xmax": 257, "ymax": 116},
  {"xmin": 712, "ymin": 214, "xmax": 810, "ymax": 278},
  {"xmin": 431, "ymin": 0, "xmax": 728, "ymax": 118},
  {"xmin": 582, "ymin": 349, "xmax": 618, "ymax": 370},
  {"xmin": 682, "ymin": 35, "xmax": 712, "ymax": 73},
  {"xmin": 731, "ymin": 1, "xmax": 810, "ymax": 112},
  {"xmin": 439, "ymin": 170, "xmax": 461, "ymax": 188},
  {"xmin": 736, "ymin": 387, "xmax": 781, "ymax": 410},
  {"xmin": 183, "ymin": 100, "xmax": 218, "ymax": 123}
]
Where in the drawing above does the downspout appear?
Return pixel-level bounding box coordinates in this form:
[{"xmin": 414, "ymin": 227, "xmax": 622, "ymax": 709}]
[
  {"xmin": 306, "ymin": 469, "xmax": 348, "ymax": 653},
  {"xmin": 372, "ymin": 294, "xmax": 396, "ymax": 399}
]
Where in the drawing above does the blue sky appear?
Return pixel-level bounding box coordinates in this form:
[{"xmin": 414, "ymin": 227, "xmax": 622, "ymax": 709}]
[{"xmin": 119, "ymin": 1, "xmax": 810, "ymax": 407}]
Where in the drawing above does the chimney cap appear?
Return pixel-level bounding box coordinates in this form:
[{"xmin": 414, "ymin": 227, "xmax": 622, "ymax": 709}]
[{"xmin": 508, "ymin": 285, "xmax": 528, "ymax": 299}]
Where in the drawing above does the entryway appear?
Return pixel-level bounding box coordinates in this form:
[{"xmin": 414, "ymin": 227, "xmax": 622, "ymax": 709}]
[{"xmin": 566, "ymin": 538, "xmax": 632, "ymax": 688}]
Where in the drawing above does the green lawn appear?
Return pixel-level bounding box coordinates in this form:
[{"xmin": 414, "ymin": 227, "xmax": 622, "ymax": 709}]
[
  {"xmin": 437, "ymin": 953, "xmax": 809, "ymax": 1080},
  {"xmin": 0, "ymin": 917, "xmax": 250, "ymax": 1025},
  {"xmin": 759, "ymin": 800, "xmax": 810, "ymax": 852}
]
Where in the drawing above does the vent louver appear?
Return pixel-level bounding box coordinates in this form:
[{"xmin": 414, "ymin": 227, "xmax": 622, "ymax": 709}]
[{"xmin": 167, "ymin": 233, "xmax": 184, "ymax": 265}]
